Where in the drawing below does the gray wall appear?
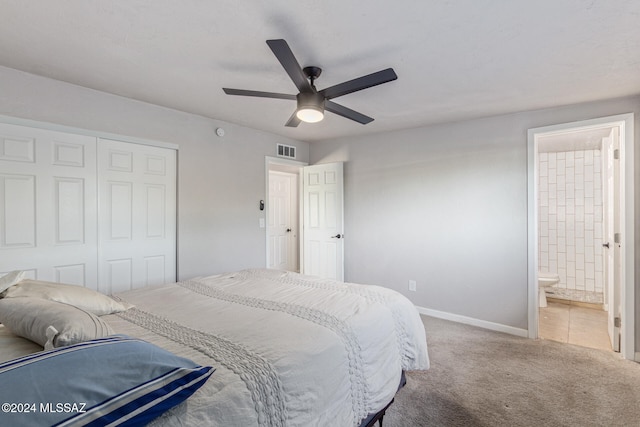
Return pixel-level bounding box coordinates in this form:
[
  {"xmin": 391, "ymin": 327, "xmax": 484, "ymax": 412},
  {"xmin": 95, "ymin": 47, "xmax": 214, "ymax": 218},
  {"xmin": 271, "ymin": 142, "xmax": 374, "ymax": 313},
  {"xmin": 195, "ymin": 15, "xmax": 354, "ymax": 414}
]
[
  {"xmin": 0, "ymin": 66, "xmax": 309, "ymax": 279},
  {"xmin": 310, "ymin": 96, "xmax": 640, "ymax": 337}
]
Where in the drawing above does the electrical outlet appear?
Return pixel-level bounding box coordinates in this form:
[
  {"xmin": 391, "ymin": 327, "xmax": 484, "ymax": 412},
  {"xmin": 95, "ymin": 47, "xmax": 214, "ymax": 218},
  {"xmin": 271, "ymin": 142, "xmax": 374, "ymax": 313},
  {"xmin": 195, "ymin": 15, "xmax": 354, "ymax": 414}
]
[{"xmin": 408, "ymin": 280, "xmax": 417, "ymax": 292}]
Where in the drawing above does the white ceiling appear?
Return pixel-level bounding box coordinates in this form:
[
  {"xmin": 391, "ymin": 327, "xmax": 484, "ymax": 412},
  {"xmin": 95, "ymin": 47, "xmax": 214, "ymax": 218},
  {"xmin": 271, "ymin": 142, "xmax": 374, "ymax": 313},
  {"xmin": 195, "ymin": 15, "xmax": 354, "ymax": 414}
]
[{"xmin": 1, "ymin": 1, "xmax": 639, "ymax": 142}]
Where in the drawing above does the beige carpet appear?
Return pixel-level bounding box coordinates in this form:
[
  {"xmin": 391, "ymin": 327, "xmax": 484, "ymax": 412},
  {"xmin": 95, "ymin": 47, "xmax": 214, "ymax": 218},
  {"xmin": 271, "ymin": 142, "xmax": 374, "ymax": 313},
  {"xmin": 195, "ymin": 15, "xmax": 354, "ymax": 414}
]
[{"xmin": 384, "ymin": 316, "xmax": 640, "ymax": 427}]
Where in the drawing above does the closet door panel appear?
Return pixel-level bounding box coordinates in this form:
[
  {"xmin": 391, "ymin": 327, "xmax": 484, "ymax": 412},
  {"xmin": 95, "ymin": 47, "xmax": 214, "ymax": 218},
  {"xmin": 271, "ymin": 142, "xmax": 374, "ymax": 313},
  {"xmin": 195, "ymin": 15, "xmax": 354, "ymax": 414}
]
[
  {"xmin": 107, "ymin": 181, "xmax": 133, "ymax": 240},
  {"xmin": 1, "ymin": 173, "xmax": 36, "ymax": 247},
  {"xmin": 0, "ymin": 123, "xmax": 98, "ymax": 287},
  {"xmin": 55, "ymin": 177, "xmax": 85, "ymax": 244}
]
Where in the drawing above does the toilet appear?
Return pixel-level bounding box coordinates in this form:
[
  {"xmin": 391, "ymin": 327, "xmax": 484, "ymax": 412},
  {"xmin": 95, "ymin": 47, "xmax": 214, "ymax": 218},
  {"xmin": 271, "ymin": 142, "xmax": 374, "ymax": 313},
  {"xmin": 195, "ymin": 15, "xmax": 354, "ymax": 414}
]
[{"xmin": 538, "ymin": 272, "xmax": 560, "ymax": 308}]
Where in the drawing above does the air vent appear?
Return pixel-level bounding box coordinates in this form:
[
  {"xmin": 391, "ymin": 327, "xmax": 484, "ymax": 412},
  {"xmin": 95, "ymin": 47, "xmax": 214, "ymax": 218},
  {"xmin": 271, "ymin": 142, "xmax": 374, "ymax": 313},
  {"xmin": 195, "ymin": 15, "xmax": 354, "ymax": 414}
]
[{"xmin": 277, "ymin": 143, "xmax": 296, "ymax": 159}]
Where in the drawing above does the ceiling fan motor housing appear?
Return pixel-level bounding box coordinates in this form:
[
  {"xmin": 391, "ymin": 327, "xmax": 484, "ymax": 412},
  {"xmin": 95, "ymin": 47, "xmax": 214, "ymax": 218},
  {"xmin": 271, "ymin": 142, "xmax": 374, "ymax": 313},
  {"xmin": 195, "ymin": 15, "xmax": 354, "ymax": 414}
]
[{"xmin": 297, "ymin": 91, "xmax": 325, "ymax": 112}]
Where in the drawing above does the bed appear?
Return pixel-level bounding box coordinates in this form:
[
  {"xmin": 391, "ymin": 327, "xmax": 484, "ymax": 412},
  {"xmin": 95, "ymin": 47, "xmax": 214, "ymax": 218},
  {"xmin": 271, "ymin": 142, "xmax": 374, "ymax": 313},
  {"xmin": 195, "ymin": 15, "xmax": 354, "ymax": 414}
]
[{"xmin": 0, "ymin": 268, "xmax": 429, "ymax": 426}]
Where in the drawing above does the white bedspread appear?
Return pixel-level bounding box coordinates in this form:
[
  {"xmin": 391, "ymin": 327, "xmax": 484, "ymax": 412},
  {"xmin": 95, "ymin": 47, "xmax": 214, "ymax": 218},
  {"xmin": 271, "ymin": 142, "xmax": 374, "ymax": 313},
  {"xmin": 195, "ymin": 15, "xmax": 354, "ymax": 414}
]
[{"xmin": 104, "ymin": 269, "xmax": 429, "ymax": 427}]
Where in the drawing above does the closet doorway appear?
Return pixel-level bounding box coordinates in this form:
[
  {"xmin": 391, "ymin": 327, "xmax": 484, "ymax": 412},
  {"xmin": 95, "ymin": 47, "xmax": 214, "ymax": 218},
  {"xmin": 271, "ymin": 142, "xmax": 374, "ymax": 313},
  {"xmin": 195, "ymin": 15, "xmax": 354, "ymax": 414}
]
[
  {"xmin": 265, "ymin": 157, "xmax": 345, "ymax": 281},
  {"xmin": 265, "ymin": 157, "xmax": 306, "ymax": 273}
]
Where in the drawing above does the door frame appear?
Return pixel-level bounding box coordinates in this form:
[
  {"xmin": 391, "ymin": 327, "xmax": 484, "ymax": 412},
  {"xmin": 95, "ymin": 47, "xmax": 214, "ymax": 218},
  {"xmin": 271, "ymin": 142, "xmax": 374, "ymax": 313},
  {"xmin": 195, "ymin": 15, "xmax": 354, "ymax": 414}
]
[
  {"xmin": 526, "ymin": 113, "xmax": 635, "ymax": 360},
  {"xmin": 265, "ymin": 157, "xmax": 307, "ymax": 272}
]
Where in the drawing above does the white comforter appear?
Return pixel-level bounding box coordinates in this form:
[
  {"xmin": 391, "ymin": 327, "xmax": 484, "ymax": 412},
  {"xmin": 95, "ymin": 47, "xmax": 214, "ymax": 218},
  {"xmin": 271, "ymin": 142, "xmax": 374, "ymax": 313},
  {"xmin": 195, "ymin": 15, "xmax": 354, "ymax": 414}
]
[{"xmin": 104, "ymin": 269, "xmax": 429, "ymax": 427}]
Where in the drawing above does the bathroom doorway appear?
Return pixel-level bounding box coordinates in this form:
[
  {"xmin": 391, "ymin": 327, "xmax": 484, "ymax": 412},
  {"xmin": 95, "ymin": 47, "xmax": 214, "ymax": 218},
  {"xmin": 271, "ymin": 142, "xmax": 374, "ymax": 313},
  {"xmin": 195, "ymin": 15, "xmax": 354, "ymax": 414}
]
[{"xmin": 527, "ymin": 114, "xmax": 635, "ymax": 360}]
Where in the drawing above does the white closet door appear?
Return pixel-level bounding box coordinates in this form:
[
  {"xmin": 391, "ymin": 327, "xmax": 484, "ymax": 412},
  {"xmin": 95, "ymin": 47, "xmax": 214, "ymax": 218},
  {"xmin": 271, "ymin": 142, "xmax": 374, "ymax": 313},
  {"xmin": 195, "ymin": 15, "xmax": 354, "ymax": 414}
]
[
  {"xmin": 98, "ymin": 139, "xmax": 176, "ymax": 293},
  {"xmin": 0, "ymin": 123, "xmax": 98, "ymax": 287}
]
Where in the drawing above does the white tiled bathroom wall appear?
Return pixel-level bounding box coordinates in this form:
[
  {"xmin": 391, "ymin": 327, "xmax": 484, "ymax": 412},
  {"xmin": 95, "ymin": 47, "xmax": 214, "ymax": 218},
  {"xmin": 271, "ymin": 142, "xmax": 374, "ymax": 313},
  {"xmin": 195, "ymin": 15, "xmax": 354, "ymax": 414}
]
[{"xmin": 538, "ymin": 150, "xmax": 604, "ymax": 294}]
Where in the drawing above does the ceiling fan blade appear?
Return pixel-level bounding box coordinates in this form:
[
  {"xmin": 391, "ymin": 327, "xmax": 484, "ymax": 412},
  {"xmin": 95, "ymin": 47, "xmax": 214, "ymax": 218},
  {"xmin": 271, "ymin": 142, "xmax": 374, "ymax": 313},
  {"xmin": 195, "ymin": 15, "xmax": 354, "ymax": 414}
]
[
  {"xmin": 325, "ymin": 101, "xmax": 374, "ymax": 125},
  {"xmin": 285, "ymin": 111, "xmax": 301, "ymax": 127},
  {"xmin": 223, "ymin": 88, "xmax": 296, "ymax": 100},
  {"xmin": 266, "ymin": 39, "xmax": 313, "ymax": 93},
  {"xmin": 320, "ymin": 68, "xmax": 397, "ymax": 100}
]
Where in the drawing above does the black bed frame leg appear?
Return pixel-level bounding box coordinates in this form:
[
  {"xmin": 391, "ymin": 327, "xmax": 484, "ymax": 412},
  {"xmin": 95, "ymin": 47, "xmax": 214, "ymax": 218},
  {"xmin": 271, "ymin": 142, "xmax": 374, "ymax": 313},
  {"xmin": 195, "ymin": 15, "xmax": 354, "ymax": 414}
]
[{"xmin": 364, "ymin": 398, "xmax": 394, "ymax": 427}]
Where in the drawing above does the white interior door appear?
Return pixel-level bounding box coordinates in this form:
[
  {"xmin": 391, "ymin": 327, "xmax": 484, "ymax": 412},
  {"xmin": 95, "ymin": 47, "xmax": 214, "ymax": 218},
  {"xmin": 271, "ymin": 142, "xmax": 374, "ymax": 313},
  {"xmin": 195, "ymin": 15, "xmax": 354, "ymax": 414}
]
[
  {"xmin": 267, "ymin": 171, "xmax": 298, "ymax": 271},
  {"xmin": 98, "ymin": 139, "xmax": 176, "ymax": 293},
  {"xmin": 0, "ymin": 123, "xmax": 98, "ymax": 287},
  {"xmin": 603, "ymin": 130, "xmax": 621, "ymax": 351},
  {"xmin": 302, "ymin": 162, "xmax": 344, "ymax": 281}
]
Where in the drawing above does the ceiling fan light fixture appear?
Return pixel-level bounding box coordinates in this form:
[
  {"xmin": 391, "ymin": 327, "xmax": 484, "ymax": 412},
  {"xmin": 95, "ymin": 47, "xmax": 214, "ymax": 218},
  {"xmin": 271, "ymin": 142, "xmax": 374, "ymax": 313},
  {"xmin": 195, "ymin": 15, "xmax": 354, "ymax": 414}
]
[
  {"xmin": 296, "ymin": 107, "xmax": 324, "ymax": 123},
  {"xmin": 296, "ymin": 92, "xmax": 325, "ymax": 123}
]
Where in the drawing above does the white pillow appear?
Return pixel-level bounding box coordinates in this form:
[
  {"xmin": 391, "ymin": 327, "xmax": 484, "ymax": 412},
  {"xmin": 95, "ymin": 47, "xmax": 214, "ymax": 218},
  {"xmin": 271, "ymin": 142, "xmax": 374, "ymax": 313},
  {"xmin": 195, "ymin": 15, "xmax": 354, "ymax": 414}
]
[
  {"xmin": 0, "ymin": 297, "xmax": 114, "ymax": 349},
  {"xmin": 1, "ymin": 280, "xmax": 132, "ymax": 315},
  {"xmin": 0, "ymin": 271, "xmax": 25, "ymax": 294}
]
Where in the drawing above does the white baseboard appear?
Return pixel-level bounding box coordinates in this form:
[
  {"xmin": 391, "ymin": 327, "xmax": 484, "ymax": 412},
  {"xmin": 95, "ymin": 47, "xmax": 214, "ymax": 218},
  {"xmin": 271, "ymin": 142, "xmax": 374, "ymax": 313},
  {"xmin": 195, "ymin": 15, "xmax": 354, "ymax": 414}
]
[{"xmin": 416, "ymin": 306, "xmax": 529, "ymax": 338}]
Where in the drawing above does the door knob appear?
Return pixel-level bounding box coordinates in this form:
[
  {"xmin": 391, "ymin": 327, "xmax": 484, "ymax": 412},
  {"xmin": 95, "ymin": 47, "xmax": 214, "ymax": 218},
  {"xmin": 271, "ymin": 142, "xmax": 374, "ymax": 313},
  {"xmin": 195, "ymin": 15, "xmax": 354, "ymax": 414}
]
[
  {"xmin": 331, "ymin": 234, "xmax": 343, "ymax": 239},
  {"xmin": 603, "ymin": 242, "xmax": 610, "ymax": 248},
  {"xmin": 286, "ymin": 228, "xmax": 292, "ymax": 232}
]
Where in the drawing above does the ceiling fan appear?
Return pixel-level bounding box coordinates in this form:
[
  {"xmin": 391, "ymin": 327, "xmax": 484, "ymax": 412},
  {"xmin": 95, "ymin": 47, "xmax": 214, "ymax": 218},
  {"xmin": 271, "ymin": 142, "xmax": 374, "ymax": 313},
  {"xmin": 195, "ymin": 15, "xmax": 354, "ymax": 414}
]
[{"xmin": 223, "ymin": 39, "xmax": 397, "ymax": 127}]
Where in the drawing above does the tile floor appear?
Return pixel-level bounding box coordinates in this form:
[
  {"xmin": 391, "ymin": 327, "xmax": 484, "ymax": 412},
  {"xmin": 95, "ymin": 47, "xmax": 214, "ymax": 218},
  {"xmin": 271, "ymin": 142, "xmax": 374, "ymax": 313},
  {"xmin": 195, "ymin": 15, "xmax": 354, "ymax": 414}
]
[{"xmin": 539, "ymin": 299, "xmax": 612, "ymax": 352}]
